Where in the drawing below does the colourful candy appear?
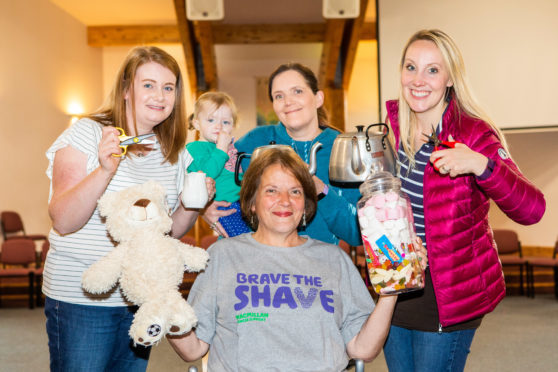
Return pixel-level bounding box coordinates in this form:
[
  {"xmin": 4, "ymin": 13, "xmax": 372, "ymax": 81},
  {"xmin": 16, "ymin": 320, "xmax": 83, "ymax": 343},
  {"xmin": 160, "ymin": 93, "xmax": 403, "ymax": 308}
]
[{"xmin": 358, "ymin": 190, "xmax": 424, "ymax": 295}]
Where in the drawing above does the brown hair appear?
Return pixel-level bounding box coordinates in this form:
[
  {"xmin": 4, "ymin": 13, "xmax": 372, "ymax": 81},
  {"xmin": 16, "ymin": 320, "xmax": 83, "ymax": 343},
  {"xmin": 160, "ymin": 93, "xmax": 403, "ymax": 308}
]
[
  {"xmin": 83, "ymin": 46, "xmax": 187, "ymax": 164},
  {"xmin": 239, "ymin": 148, "xmax": 317, "ymax": 231},
  {"xmin": 268, "ymin": 63, "xmax": 330, "ymax": 129},
  {"xmin": 188, "ymin": 91, "xmax": 238, "ymax": 130}
]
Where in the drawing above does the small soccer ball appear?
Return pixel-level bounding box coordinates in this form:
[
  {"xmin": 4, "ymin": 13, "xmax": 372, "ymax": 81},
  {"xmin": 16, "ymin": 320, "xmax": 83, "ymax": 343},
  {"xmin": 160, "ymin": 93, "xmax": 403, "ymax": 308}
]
[{"xmin": 147, "ymin": 324, "xmax": 161, "ymax": 337}]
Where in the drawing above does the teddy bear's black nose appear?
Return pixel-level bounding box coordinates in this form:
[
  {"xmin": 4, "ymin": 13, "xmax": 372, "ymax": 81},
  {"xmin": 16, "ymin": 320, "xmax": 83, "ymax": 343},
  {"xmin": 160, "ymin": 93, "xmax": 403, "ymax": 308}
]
[{"xmin": 134, "ymin": 199, "xmax": 151, "ymax": 207}]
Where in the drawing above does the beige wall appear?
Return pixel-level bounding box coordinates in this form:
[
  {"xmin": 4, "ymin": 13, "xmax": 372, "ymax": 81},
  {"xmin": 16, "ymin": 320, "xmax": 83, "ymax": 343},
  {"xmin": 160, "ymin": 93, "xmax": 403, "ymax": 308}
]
[
  {"xmin": 488, "ymin": 130, "xmax": 558, "ymax": 247},
  {"xmin": 378, "ymin": 0, "xmax": 558, "ymax": 128},
  {"xmin": 378, "ymin": 0, "xmax": 557, "ymax": 246},
  {"xmin": 0, "ymin": 0, "xmax": 102, "ymax": 237}
]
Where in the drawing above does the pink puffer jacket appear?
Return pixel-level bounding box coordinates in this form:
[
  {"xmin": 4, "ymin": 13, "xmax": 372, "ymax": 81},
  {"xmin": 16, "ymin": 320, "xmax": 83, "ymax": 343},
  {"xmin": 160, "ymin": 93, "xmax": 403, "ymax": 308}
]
[{"xmin": 386, "ymin": 99, "xmax": 545, "ymax": 326}]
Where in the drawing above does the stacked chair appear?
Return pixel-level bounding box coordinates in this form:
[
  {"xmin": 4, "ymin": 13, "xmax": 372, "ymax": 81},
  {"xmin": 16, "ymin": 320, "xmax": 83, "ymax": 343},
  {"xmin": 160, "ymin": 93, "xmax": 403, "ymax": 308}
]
[
  {"xmin": 493, "ymin": 229, "xmax": 528, "ymax": 296},
  {"xmin": 0, "ymin": 239, "xmax": 37, "ymax": 309},
  {"xmin": 1, "ymin": 211, "xmax": 47, "ymax": 242},
  {"xmin": 526, "ymin": 240, "xmax": 558, "ymax": 299}
]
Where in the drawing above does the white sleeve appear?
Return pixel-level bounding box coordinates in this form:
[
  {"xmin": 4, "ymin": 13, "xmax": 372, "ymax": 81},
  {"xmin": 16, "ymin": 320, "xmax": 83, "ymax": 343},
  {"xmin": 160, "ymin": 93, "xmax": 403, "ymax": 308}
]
[{"xmin": 45, "ymin": 118, "xmax": 103, "ymax": 200}]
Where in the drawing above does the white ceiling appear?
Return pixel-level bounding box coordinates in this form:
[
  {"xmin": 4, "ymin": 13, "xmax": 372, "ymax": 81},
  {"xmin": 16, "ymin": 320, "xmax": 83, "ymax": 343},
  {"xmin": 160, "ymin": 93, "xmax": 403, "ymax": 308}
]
[{"xmin": 49, "ymin": 0, "xmax": 374, "ymax": 26}]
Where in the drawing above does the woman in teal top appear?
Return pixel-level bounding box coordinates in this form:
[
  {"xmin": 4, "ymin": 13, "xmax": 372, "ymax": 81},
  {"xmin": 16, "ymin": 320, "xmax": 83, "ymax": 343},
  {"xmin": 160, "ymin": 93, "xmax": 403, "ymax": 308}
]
[{"xmin": 205, "ymin": 63, "xmax": 361, "ymax": 246}]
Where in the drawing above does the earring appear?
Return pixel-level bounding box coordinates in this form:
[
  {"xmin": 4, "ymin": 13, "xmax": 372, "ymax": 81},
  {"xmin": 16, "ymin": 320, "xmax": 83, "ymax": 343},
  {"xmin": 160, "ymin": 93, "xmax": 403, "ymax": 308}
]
[
  {"xmin": 251, "ymin": 214, "xmax": 254, "ymax": 227},
  {"xmin": 302, "ymin": 212, "xmax": 306, "ymax": 228}
]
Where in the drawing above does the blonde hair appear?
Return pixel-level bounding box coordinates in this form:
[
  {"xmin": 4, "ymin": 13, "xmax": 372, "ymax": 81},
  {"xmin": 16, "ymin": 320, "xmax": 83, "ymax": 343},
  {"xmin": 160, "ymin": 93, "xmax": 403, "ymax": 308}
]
[
  {"xmin": 397, "ymin": 29, "xmax": 508, "ymax": 168},
  {"xmin": 188, "ymin": 91, "xmax": 238, "ymax": 131},
  {"xmin": 84, "ymin": 46, "xmax": 187, "ymax": 164}
]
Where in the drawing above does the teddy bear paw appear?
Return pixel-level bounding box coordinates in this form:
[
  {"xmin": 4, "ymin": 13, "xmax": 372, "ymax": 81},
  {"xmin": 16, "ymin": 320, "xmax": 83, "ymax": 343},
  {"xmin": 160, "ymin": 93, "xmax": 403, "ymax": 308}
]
[
  {"xmin": 184, "ymin": 249, "xmax": 210, "ymax": 272},
  {"xmin": 130, "ymin": 319, "xmax": 166, "ymax": 346},
  {"xmin": 167, "ymin": 304, "xmax": 198, "ymax": 336}
]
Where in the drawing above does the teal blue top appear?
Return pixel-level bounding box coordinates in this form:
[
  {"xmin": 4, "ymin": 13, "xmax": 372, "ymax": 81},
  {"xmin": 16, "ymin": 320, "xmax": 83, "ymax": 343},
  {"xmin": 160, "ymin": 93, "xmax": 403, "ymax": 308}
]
[{"xmin": 186, "ymin": 141, "xmax": 240, "ymax": 202}]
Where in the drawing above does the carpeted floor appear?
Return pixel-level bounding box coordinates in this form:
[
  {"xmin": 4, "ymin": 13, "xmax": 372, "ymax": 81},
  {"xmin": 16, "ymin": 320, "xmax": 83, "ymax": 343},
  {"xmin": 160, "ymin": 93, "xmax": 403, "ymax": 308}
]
[{"xmin": 1, "ymin": 295, "xmax": 557, "ymax": 372}]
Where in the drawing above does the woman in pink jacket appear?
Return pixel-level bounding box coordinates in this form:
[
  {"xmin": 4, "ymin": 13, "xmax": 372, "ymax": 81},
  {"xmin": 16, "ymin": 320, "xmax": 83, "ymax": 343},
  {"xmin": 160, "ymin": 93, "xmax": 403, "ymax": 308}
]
[{"xmin": 383, "ymin": 29, "xmax": 545, "ymax": 371}]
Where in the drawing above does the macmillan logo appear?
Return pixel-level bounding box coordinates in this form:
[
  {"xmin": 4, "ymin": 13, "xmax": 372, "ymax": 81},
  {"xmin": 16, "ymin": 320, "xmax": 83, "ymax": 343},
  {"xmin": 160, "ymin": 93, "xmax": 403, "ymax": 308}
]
[{"xmin": 236, "ymin": 312, "xmax": 269, "ymax": 323}]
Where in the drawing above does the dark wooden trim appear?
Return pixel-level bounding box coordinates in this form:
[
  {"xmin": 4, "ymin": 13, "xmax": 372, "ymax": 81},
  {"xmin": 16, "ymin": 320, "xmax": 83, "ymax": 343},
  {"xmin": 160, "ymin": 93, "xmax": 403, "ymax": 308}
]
[
  {"xmin": 172, "ymin": 0, "xmax": 197, "ymax": 96},
  {"xmin": 87, "ymin": 22, "xmax": 377, "ymax": 47}
]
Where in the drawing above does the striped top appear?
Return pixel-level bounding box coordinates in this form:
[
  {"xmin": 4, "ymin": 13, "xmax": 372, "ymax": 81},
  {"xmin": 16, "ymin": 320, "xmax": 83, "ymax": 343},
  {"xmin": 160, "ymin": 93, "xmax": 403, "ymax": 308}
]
[
  {"xmin": 397, "ymin": 141, "xmax": 435, "ymax": 248},
  {"xmin": 43, "ymin": 118, "xmax": 192, "ymax": 306}
]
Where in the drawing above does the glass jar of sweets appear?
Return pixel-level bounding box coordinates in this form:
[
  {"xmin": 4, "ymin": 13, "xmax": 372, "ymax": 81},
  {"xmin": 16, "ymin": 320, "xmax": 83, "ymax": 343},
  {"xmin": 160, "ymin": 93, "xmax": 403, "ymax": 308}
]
[{"xmin": 357, "ymin": 169, "xmax": 424, "ymax": 295}]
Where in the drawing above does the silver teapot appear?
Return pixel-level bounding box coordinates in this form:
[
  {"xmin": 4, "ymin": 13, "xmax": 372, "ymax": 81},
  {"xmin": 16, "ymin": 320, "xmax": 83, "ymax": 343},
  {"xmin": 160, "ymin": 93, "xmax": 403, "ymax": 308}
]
[
  {"xmin": 234, "ymin": 141, "xmax": 322, "ymax": 186},
  {"xmin": 329, "ymin": 123, "xmax": 396, "ymax": 185}
]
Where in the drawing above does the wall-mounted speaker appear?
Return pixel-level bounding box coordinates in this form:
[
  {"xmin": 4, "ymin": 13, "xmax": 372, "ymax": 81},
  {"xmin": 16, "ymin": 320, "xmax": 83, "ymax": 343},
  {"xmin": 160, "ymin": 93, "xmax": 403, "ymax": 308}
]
[
  {"xmin": 323, "ymin": 0, "xmax": 360, "ymax": 19},
  {"xmin": 186, "ymin": 0, "xmax": 224, "ymax": 21}
]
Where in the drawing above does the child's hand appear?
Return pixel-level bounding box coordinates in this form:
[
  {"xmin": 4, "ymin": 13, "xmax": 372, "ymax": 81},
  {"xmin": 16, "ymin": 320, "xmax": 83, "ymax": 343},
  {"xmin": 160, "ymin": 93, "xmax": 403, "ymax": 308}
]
[{"xmin": 216, "ymin": 131, "xmax": 233, "ymax": 152}]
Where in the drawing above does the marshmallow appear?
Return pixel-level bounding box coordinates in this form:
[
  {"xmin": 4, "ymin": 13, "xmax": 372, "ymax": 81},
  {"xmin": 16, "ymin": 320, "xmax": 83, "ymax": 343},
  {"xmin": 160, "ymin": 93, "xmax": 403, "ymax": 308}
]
[
  {"xmin": 386, "ymin": 207, "xmax": 400, "ymax": 220},
  {"xmin": 375, "ymin": 209, "xmax": 387, "ymax": 222},
  {"xmin": 370, "ymin": 194, "xmax": 386, "ymax": 208}
]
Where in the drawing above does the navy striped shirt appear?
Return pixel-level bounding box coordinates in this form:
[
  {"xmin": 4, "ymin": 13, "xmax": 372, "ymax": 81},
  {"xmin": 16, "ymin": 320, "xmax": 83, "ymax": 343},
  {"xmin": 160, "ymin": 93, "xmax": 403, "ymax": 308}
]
[{"xmin": 397, "ymin": 142, "xmax": 435, "ymax": 248}]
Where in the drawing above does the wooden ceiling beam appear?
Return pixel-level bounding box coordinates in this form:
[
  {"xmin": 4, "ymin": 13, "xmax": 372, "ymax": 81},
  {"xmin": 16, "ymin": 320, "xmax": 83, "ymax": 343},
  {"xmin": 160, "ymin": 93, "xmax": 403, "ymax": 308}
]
[
  {"xmin": 172, "ymin": 0, "xmax": 198, "ymax": 96},
  {"xmin": 87, "ymin": 25, "xmax": 180, "ymax": 47},
  {"xmin": 318, "ymin": 19, "xmax": 346, "ymax": 89},
  {"xmin": 318, "ymin": 0, "xmax": 371, "ymax": 131},
  {"xmin": 319, "ymin": 19, "xmax": 346, "ymax": 132},
  {"xmin": 341, "ymin": 0, "xmax": 370, "ymax": 90},
  {"xmin": 87, "ymin": 22, "xmax": 376, "ymax": 47},
  {"xmin": 192, "ymin": 21, "xmax": 218, "ymax": 92},
  {"xmin": 213, "ymin": 23, "xmax": 325, "ymax": 44}
]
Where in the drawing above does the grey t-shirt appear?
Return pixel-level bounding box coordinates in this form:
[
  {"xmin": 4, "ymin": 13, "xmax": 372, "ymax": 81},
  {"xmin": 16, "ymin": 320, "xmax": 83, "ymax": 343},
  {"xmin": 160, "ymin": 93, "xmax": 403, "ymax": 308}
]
[{"xmin": 188, "ymin": 233, "xmax": 375, "ymax": 372}]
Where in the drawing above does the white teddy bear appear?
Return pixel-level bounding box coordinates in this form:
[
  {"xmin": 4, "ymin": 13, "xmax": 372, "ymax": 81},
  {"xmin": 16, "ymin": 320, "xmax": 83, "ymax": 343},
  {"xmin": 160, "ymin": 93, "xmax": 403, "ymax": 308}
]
[{"xmin": 81, "ymin": 180, "xmax": 209, "ymax": 346}]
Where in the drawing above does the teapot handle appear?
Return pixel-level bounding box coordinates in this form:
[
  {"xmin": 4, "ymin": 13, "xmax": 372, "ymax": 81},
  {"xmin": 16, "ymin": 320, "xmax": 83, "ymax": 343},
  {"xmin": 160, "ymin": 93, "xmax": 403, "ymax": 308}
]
[
  {"xmin": 365, "ymin": 123, "xmax": 390, "ymax": 151},
  {"xmin": 234, "ymin": 152, "xmax": 250, "ymax": 186},
  {"xmin": 351, "ymin": 136, "xmax": 366, "ymax": 175}
]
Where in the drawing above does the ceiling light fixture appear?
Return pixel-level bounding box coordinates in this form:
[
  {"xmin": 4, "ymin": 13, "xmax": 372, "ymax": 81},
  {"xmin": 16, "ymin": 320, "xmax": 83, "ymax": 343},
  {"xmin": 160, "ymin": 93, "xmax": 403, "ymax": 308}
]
[
  {"xmin": 323, "ymin": 0, "xmax": 360, "ymax": 19},
  {"xmin": 185, "ymin": 0, "xmax": 224, "ymax": 21}
]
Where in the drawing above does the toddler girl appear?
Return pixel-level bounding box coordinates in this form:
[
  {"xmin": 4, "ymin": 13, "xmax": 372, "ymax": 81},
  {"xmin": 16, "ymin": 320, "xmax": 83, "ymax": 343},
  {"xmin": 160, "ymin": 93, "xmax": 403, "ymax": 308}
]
[{"xmin": 186, "ymin": 92, "xmax": 250, "ymax": 237}]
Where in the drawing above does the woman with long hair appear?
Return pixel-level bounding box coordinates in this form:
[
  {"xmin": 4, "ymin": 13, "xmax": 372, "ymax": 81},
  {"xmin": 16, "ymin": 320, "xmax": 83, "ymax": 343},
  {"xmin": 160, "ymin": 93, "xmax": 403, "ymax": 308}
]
[
  {"xmin": 383, "ymin": 29, "xmax": 545, "ymax": 371},
  {"xmin": 44, "ymin": 46, "xmax": 212, "ymax": 371}
]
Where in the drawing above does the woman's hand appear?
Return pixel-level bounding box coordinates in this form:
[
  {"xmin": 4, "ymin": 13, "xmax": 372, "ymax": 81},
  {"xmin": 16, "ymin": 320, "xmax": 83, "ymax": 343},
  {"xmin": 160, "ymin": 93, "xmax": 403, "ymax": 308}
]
[
  {"xmin": 201, "ymin": 200, "xmax": 235, "ymax": 238},
  {"xmin": 312, "ymin": 175, "xmax": 326, "ymax": 196},
  {"xmin": 430, "ymin": 135, "xmax": 488, "ymax": 177},
  {"xmin": 99, "ymin": 126, "xmax": 123, "ymax": 175},
  {"xmin": 413, "ymin": 236, "xmax": 428, "ymax": 271},
  {"xmin": 205, "ymin": 176, "xmax": 216, "ymax": 201}
]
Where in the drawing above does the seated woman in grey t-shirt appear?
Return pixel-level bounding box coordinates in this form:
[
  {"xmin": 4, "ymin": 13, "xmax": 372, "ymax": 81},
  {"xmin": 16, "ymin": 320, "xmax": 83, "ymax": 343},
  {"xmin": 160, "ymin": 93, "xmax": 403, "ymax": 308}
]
[{"xmin": 168, "ymin": 148, "xmax": 427, "ymax": 371}]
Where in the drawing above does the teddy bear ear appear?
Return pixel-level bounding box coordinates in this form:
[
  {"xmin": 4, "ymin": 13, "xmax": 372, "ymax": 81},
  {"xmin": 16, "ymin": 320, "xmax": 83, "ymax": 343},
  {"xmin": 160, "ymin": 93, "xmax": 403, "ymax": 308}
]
[{"xmin": 98, "ymin": 190, "xmax": 118, "ymax": 217}]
